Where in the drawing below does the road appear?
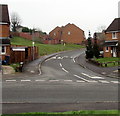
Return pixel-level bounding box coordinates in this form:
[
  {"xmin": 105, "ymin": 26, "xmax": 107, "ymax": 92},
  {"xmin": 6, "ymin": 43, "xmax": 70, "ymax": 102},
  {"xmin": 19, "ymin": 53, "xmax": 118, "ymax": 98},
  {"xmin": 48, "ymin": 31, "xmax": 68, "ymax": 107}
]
[{"xmin": 2, "ymin": 49, "xmax": 119, "ymax": 114}]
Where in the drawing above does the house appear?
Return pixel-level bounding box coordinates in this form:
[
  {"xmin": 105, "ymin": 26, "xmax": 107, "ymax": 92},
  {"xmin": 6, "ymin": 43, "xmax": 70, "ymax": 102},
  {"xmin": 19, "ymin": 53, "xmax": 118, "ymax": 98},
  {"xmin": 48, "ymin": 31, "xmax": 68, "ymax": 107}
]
[
  {"xmin": 49, "ymin": 26, "xmax": 61, "ymax": 44},
  {"xmin": 61, "ymin": 23, "xmax": 85, "ymax": 44},
  {"xmin": 0, "ymin": 4, "xmax": 11, "ymax": 63},
  {"xmin": 49, "ymin": 23, "xmax": 85, "ymax": 44},
  {"xmin": 104, "ymin": 18, "xmax": 120, "ymax": 57},
  {"xmin": 0, "ymin": 5, "xmax": 39, "ymax": 65}
]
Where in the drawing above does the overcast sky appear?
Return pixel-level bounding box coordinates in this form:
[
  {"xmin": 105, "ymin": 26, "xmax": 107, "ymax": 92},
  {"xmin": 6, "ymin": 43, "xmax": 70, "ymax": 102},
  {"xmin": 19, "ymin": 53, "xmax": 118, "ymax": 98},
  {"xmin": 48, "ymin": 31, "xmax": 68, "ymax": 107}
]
[{"xmin": 1, "ymin": 0, "xmax": 120, "ymax": 37}]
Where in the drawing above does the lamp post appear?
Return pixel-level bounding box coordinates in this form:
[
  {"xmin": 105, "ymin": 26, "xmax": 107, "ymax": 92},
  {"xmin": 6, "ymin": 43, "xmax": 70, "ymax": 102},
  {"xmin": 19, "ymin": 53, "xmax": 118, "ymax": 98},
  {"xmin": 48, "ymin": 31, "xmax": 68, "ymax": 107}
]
[
  {"xmin": 32, "ymin": 29, "xmax": 35, "ymax": 61},
  {"xmin": 32, "ymin": 41, "xmax": 35, "ymax": 61}
]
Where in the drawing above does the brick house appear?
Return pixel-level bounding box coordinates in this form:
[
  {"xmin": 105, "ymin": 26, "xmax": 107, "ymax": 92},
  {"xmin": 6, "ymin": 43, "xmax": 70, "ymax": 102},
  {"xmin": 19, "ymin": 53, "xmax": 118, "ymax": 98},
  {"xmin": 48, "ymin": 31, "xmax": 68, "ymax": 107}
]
[
  {"xmin": 49, "ymin": 26, "xmax": 61, "ymax": 44},
  {"xmin": 0, "ymin": 5, "xmax": 39, "ymax": 64},
  {"xmin": 104, "ymin": 18, "xmax": 120, "ymax": 57},
  {"xmin": 49, "ymin": 23, "xmax": 85, "ymax": 44},
  {"xmin": 0, "ymin": 4, "xmax": 11, "ymax": 61}
]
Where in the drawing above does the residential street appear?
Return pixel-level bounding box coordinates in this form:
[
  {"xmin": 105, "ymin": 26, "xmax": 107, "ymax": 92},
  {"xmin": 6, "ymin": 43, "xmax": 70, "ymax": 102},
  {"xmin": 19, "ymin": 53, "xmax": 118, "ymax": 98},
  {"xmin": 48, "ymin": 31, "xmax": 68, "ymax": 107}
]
[{"xmin": 2, "ymin": 49, "xmax": 119, "ymax": 114}]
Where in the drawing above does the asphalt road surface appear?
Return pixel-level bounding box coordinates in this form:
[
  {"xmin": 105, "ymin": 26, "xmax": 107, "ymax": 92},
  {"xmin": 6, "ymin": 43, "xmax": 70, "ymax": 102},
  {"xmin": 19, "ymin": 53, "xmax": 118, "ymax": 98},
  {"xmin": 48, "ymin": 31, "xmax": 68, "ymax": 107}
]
[{"xmin": 2, "ymin": 49, "xmax": 119, "ymax": 114}]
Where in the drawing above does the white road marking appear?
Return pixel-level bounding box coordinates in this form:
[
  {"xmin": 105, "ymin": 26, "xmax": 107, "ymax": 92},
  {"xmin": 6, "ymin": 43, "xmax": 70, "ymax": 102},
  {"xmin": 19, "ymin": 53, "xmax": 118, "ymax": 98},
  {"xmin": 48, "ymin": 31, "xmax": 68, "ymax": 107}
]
[
  {"xmin": 49, "ymin": 80, "xmax": 59, "ymax": 82},
  {"xmin": 64, "ymin": 80, "xmax": 73, "ymax": 82},
  {"xmin": 45, "ymin": 57, "xmax": 54, "ymax": 62},
  {"xmin": 89, "ymin": 76, "xmax": 104, "ymax": 79},
  {"xmin": 81, "ymin": 73, "xmax": 104, "ymax": 79},
  {"xmin": 86, "ymin": 80, "xmax": 98, "ymax": 83},
  {"xmin": 74, "ymin": 74, "xmax": 88, "ymax": 82},
  {"xmin": 38, "ymin": 64, "xmax": 42, "ymax": 75},
  {"xmin": 81, "ymin": 73, "xmax": 91, "ymax": 78},
  {"xmin": 35, "ymin": 80, "xmax": 45, "ymax": 82},
  {"xmin": 73, "ymin": 58, "xmax": 76, "ymax": 63},
  {"xmin": 30, "ymin": 71, "xmax": 35, "ymax": 73},
  {"xmin": 6, "ymin": 80, "xmax": 16, "ymax": 82},
  {"xmin": 76, "ymin": 80, "xmax": 85, "ymax": 83},
  {"xmin": 63, "ymin": 56, "xmax": 69, "ymax": 58},
  {"xmin": 21, "ymin": 80, "xmax": 31, "ymax": 82},
  {"xmin": 52, "ymin": 57, "xmax": 57, "ymax": 59},
  {"xmin": 60, "ymin": 63, "xmax": 62, "ymax": 67},
  {"xmin": 99, "ymin": 80, "xmax": 109, "ymax": 83},
  {"xmin": 111, "ymin": 81, "xmax": 119, "ymax": 84},
  {"xmin": 62, "ymin": 68, "xmax": 69, "ymax": 73},
  {"xmin": 57, "ymin": 57, "xmax": 63, "ymax": 59}
]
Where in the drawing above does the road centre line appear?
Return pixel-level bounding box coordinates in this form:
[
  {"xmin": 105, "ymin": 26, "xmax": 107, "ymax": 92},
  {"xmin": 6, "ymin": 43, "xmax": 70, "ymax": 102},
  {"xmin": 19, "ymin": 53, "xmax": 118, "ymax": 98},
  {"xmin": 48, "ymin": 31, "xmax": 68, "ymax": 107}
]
[
  {"xmin": 59, "ymin": 63, "xmax": 62, "ymax": 67},
  {"xmin": 62, "ymin": 68, "xmax": 69, "ymax": 73}
]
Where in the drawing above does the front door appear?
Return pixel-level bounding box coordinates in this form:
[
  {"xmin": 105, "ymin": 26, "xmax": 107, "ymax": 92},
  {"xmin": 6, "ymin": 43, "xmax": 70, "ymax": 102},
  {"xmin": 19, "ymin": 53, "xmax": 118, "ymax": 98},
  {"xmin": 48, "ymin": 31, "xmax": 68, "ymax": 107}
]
[{"xmin": 112, "ymin": 47, "xmax": 117, "ymax": 57}]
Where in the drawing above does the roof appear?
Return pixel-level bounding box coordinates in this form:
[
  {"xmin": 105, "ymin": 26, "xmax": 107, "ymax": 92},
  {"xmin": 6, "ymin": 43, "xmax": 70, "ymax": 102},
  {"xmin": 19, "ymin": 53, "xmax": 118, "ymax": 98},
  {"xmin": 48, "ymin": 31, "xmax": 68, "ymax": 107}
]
[
  {"xmin": 49, "ymin": 26, "xmax": 61, "ymax": 34},
  {"xmin": 0, "ymin": 4, "xmax": 10, "ymax": 24},
  {"xmin": 105, "ymin": 18, "xmax": 120, "ymax": 32},
  {"xmin": 64, "ymin": 23, "xmax": 84, "ymax": 32}
]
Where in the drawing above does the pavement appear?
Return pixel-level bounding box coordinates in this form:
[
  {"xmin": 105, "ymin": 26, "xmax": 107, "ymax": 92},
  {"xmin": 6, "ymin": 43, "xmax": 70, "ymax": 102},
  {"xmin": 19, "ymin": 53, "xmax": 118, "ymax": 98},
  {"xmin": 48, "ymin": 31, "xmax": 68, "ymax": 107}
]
[
  {"xmin": 76, "ymin": 52, "xmax": 119, "ymax": 79},
  {"xmin": 3, "ymin": 49, "xmax": 119, "ymax": 79}
]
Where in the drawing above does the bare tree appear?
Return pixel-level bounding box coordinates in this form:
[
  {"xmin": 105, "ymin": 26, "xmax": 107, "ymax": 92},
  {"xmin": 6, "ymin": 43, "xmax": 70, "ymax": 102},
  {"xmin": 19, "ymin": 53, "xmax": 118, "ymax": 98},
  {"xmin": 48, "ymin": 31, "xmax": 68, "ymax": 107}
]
[
  {"xmin": 11, "ymin": 12, "xmax": 21, "ymax": 32},
  {"xmin": 97, "ymin": 25, "xmax": 106, "ymax": 32}
]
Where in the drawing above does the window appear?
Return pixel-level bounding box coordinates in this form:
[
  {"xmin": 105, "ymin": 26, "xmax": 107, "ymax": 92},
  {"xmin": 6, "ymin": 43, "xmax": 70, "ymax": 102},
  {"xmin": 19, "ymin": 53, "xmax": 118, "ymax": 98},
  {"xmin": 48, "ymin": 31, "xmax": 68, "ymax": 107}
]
[
  {"xmin": 112, "ymin": 32, "xmax": 117, "ymax": 39},
  {"xmin": 105, "ymin": 47, "xmax": 109, "ymax": 52},
  {"xmin": 68, "ymin": 31, "xmax": 71, "ymax": 35},
  {"xmin": 0, "ymin": 46, "xmax": 6, "ymax": 54},
  {"xmin": 54, "ymin": 32, "xmax": 56, "ymax": 36}
]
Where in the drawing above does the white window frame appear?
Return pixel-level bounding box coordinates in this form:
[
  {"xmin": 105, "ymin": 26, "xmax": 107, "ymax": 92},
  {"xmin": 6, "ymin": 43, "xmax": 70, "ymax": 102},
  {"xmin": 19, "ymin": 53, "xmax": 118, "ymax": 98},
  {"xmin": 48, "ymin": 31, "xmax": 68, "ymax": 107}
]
[
  {"xmin": 54, "ymin": 32, "xmax": 56, "ymax": 36},
  {"xmin": 105, "ymin": 47, "xmax": 109, "ymax": 52},
  {"xmin": 0, "ymin": 46, "xmax": 6, "ymax": 55},
  {"xmin": 68, "ymin": 31, "xmax": 71, "ymax": 35},
  {"xmin": 112, "ymin": 32, "xmax": 117, "ymax": 39}
]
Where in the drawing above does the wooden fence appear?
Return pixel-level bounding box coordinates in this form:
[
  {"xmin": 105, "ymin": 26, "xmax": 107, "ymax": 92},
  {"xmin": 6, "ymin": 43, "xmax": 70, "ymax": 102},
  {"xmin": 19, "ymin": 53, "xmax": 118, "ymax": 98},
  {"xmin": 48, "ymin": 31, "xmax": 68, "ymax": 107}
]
[{"xmin": 10, "ymin": 45, "xmax": 39, "ymax": 64}]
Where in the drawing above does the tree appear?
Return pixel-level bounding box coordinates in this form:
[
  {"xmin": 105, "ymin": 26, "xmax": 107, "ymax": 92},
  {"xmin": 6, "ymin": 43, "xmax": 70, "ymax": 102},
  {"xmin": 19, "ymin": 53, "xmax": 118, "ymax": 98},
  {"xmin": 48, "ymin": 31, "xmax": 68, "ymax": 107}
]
[
  {"xmin": 11, "ymin": 12, "xmax": 21, "ymax": 32},
  {"xmin": 97, "ymin": 25, "xmax": 106, "ymax": 32},
  {"xmin": 85, "ymin": 32, "xmax": 94, "ymax": 59},
  {"xmin": 93, "ymin": 33, "xmax": 100, "ymax": 58},
  {"xmin": 22, "ymin": 27, "xmax": 30, "ymax": 33}
]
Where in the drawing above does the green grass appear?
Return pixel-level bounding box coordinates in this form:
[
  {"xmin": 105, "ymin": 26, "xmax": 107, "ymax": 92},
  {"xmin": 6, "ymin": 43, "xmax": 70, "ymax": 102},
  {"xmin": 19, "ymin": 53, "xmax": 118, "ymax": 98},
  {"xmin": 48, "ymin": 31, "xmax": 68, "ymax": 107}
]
[
  {"xmin": 94, "ymin": 57, "xmax": 119, "ymax": 67},
  {"xmin": 10, "ymin": 63, "xmax": 20, "ymax": 70},
  {"xmin": 11, "ymin": 37, "xmax": 85, "ymax": 56},
  {"xmin": 2, "ymin": 110, "xmax": 119, "ymax": 116}
]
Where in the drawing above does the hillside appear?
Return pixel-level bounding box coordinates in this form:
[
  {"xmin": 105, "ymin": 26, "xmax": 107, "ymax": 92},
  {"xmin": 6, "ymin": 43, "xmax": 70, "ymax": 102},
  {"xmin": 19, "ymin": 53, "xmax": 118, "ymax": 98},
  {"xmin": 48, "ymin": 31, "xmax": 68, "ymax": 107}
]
[{"xmin": 11, "ymin": 37, "xmax": 85, "ymax": 56}]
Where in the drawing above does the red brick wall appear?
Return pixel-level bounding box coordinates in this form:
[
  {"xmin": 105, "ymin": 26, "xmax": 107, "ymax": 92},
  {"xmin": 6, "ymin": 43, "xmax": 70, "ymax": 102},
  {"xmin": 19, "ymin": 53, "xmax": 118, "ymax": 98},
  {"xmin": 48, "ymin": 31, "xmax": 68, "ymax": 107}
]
[
  {"xmin": 19, "ymin": 32, "xmax": 32, "ymax": 40},
  {"xmin": 103, "ymin": 47, "xmax": 112, "ymax": 57},
  {"xmin": 49, "ymin": 24, "xmax": 85, "ymax": 44},
  {"xmin": 105, "ymin": 32, "xmax": 119, "ymax": 41},
  {"xmin": 0, "ymin": 24, "xmax": 10, "ymax": 37}
]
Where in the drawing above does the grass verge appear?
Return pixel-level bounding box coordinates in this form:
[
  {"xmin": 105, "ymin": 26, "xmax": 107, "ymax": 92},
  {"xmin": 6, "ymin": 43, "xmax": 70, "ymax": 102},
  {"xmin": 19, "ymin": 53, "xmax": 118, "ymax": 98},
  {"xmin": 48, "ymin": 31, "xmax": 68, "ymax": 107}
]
[
  {"xmin": 94, "ymin": 57, "xmax": 119, "ymax": 67},
  {"xmin": 11, "ymin": 37, "xmax": 85, "ymax": 56},
  {"xmin": 2, "ymin": 110, "xmax": 119, "ymax": 116}
]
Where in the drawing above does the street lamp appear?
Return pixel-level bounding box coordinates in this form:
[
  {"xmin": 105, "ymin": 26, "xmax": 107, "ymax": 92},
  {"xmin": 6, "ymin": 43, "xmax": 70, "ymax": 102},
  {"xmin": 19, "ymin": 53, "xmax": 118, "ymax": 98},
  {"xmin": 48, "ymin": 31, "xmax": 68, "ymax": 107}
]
[
  {"xmin": 32, "ymin": 41, "xmax": 35, "ymax": 61},
  {"xmin": 32, "ymin": 29, "xmax": 35, "ymax": 61}
]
